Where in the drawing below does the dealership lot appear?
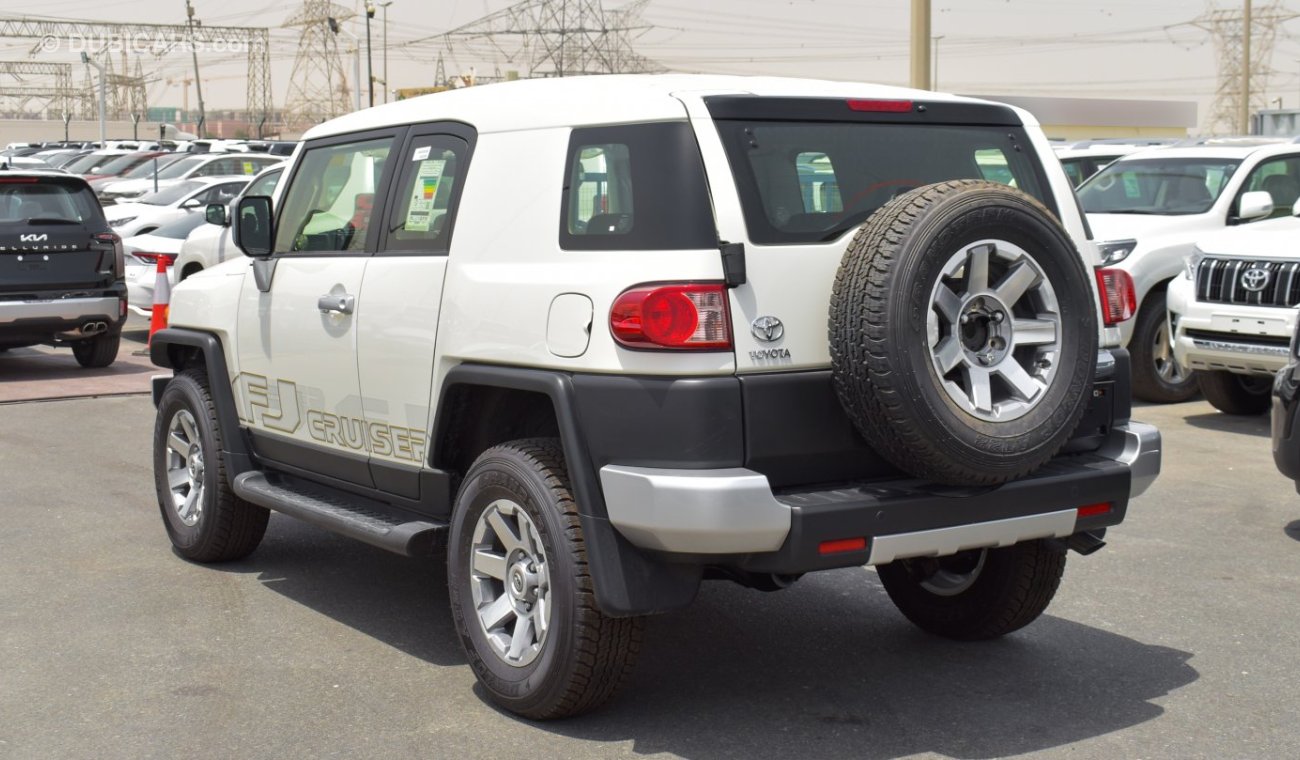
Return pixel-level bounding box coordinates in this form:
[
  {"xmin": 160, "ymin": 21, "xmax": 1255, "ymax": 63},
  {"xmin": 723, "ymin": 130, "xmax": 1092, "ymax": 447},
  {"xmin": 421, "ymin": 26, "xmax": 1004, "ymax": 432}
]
[{"xmin": 0, "ymin": 331, "xmax": 1296, "ymax": 758}]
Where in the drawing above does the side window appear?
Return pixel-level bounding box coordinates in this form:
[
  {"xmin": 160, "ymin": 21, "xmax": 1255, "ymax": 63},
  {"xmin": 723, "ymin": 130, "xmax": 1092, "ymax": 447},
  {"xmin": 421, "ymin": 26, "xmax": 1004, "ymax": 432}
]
[
  {"xmin": 797, "ymin": 152, "xmax": 842, "ymax": 213},
  {"xmin": 1243, "ymin": 157, "xmax": 1300, "ymax": 219},
  {"xmin": 203, "ymin": 182, "xmax": 244, "ymax": 204},
  {"xmin": 190, "ymin": 161, "xmax": 217, "ymax": 178},
  {"xmin": 975, "ymin": 147, "xmax": 1016, "ymax": 187},
  {"xmin": 246, "ymin": 169, "xmax": 282, "ymax": 198},
  {"xmin": 274, "ymin": 136, "xmax": 393, "ymax": 253},
  {"xmin": 382, "ymin": 135, "xmax": 468, "ymax": 253},
  {"xmin": 559, "ymin": 122, "xmax": 716, "ymax": 251}
]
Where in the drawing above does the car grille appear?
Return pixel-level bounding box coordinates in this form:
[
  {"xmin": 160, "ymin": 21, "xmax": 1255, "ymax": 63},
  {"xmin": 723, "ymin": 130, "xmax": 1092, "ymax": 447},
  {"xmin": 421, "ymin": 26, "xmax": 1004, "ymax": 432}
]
[{"xmin": 1195, "ymin": 257, "xmax": 1300, "ymax": 306}]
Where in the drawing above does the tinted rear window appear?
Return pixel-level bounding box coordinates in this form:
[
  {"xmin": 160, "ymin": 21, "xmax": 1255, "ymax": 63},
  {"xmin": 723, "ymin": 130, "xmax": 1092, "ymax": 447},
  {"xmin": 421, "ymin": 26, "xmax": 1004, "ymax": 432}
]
[
  {"xmin": 560, "ymin": 122, "xmax": 716, "ymax": 250},
  {"xmin": 713, "ymin": 119, "xmax": 1051, "ymax": 244},
  {"xmin": 0, "ymin": 179, "xmax": 102, "ymax": 226}
]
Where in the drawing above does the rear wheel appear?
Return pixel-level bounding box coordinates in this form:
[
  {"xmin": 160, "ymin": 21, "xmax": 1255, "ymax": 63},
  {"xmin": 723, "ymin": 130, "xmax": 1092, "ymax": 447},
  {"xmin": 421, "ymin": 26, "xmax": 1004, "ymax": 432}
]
[
  {"xmin": 1130, "ymin": 290, "xmax": 1198, "ymax": 403},
  {"xmin": 71, "ymin": 331, "xmax": 120, "ymax": 368},
  {"xmin": 448, "ymin": 439, "xmax": 643, "ymax": 719},
  {"xmin": 1198, "ymin": 370, "xmax": 1272, "ymax": 415},
  {"xmin": 876, "ymin": 539, "xmax": 1067, "ymax": 640}
]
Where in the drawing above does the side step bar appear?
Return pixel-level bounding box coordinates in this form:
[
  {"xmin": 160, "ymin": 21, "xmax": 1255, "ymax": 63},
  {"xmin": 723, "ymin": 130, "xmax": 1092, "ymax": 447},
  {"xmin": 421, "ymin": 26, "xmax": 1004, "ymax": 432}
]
[{"xmin": 232, "ymin": 471, "xmax": 446, "ymax": 557}]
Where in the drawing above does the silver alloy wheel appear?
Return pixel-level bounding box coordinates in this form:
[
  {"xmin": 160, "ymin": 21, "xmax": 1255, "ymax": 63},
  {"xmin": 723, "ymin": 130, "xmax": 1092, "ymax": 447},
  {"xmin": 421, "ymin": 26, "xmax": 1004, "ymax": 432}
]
[
  {"xmin": 926, "ymin": 239, "xmax": 1062, "ymax": 422},
  {"xmin": 918, "ymin": 550, "xmax": 987, "ymax": 597},
  {"xmin": 164, "ymin": 409, "xmax": 205, "ymax": 527},
  {"xmin": 1152, "ymin": 318, "xmax": 1188, "ymax": 384},
  {"xmin": 469, "ymin": 499, "xmax": 551, "ymax": 668}
]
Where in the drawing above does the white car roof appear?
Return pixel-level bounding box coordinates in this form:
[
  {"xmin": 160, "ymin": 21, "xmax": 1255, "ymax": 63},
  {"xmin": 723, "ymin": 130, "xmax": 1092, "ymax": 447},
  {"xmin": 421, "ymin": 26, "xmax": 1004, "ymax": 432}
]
[
  {"xmin": 305, "ymin": 74, "xmax": 1032, "ymax": 140},
  {"xmin": 1112, "ymin": 142, "xmax": 1300, "ymax": 162}
]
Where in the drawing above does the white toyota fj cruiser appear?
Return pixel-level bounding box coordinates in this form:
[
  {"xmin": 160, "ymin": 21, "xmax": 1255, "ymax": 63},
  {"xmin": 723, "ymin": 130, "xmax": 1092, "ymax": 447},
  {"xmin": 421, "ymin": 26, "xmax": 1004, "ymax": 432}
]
[{"xmin": 148, "ymin": 75, "xmax": 1160, "ymax": 719}]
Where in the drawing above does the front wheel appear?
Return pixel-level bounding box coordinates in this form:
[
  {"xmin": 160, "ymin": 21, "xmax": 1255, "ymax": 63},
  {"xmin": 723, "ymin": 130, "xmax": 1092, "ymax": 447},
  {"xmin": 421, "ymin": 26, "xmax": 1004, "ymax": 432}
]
[
  {"xmin": 876, "ymin": 539, "xmax": 1067, "ymax": 640},
  {"xmin": 1198, "ymin": 370, "xmax": 1272, "ymax": 415},
  {"xmin": 1130, "ymin": 291, "xmax": 1198, "ymax": 403},
  {"xmin": 447, "ymin": 439, "xmax": 644, "ymax": 720}
]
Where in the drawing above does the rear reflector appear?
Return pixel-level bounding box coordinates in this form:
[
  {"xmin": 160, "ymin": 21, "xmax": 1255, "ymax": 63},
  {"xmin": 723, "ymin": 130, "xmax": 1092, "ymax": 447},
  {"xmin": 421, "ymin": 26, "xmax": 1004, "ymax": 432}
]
[
  {"xmin": 847, "ymin": 99, "xmax": 913, "ymax": 113},
  {"xmin": 819, "ymin": 537, "xmax": 867, "ymax": 555},
  {"xmin": 1077, "ymin": 503, "xmax": 1112, "ymax": 518},
  {"xmin": 1095, "ymin": 268, "xmax": 1137, "ymax": 326},
  {"xmin": 610, "ymin": 283, "xmax": 732, "ymax": 350}
]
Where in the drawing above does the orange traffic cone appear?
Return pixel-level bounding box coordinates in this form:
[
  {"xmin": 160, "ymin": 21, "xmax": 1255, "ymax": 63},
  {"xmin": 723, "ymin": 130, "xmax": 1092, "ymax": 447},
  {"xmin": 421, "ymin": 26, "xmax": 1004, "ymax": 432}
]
[{"xmin": 147, "ymin": 256, "xmax": 171, "ymax": 345}]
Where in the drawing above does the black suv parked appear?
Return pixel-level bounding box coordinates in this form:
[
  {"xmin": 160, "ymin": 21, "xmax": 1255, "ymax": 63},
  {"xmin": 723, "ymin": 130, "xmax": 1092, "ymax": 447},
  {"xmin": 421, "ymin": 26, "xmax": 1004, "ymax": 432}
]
[{"xmin": 0, "ymin": 171, "xmax": 126, "ymax": 367}]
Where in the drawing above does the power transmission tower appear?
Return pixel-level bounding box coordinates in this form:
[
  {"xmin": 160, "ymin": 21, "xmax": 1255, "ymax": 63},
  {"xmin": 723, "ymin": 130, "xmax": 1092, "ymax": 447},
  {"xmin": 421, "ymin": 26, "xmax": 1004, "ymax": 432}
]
[
  {"xmin": 0, "ymin": 61, "xmax": 74, "ymax": 117},
  {"xmin": 410, "ymin": 0, "xmax": 662, "ymax": 81},
  {"xmin": 1193, "ymin": 1, "xmax": 1297, "ymax": 135},
  {"xmin": 283, "ymin": 1, "xmax": 354, "ymax": 126}
]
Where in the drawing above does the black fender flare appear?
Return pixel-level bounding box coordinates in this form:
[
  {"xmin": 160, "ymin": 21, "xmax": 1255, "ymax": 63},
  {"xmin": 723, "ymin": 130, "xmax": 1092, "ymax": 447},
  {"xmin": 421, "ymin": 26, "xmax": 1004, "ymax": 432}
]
[{"xmin": 149, "ymin": 327, "xmax": 253, "ymax": 476}]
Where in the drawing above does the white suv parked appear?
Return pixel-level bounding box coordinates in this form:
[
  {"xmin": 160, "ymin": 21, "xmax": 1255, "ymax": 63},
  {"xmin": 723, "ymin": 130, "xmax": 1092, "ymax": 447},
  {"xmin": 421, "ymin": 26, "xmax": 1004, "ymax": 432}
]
[
  {"xmin": 146, "ymin": 75, "xmax": 1159, "ymax": 719},
  {"xmin": 1077, "ymin": 140, "xmax": 1300, "ymax": 402},
  {"xmin": 1167, "ymin": 209, "xmax": 1300, "ymax": 414}
]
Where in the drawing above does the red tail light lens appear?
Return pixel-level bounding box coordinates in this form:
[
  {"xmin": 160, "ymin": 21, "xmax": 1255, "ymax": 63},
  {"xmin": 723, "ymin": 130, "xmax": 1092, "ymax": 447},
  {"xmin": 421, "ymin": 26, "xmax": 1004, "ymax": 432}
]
[
  {"xmin": 1095, "ymin": 268, "xmax": 1136, "ymax": 326},
  {"xmin": 94, "ymin": 232, "xmax": 124, "ymax": 279},
  {"xmin": 847, "ymin": 99, "xmax": 913, "ymax": 113},
  {"xmin": 1077, "ymin": 502, "xmax": 1112, "ymax": 518},
  {"xmin": 610, "ymin": 283, "xmax": 732, "ymax": 350},
  {"xmin": 819, "ymin": 537, "xmax": 867, "ymax": 555},
  {"xmin": 134, "ymin": 252, "xmax": 178, "ymax": 265}
]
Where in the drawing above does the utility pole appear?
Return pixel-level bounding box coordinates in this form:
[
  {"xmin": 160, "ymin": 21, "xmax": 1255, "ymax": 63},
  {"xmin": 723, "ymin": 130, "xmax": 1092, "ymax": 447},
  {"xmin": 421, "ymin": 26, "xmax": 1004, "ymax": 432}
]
[
  {"xmin": 910, "ymin": 0, "xmax": 931, "ymax": 90},
  {"xmin": 186, "ymin": 0, "xmax": 207, "ymax": 138},
  {"xmin": 80, "ymin": 53, "xmax": 106, "ymax": 146},
  {"xmin": 932, "ymin": 35, "xmax": 944, "ymax": 90},
  {"xmin": 1241, "ymin": 0, "xmax": 1252, "ymax": 134},
  {"xmin": 365, "ymin": 3, "xmax": 376, "ymax": 107},
  {"xmin": 381, "ymin": 1, "xmax": 392, "ymax": 103}
]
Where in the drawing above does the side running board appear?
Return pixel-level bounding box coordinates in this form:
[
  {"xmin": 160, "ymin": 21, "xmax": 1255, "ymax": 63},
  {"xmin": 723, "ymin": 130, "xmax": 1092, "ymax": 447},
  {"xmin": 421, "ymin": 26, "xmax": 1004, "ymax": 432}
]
[{"xmin": 232, "ymin": 471, "xmax": 446, "ymax": 556}]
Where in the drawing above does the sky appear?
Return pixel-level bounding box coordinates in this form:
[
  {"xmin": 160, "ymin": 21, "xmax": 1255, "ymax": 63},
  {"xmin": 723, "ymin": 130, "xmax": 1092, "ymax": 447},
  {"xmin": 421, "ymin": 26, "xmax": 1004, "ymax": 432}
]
[{"xmin": 3, "ymin": 0, "xmax": 1299, "ymax": 132}]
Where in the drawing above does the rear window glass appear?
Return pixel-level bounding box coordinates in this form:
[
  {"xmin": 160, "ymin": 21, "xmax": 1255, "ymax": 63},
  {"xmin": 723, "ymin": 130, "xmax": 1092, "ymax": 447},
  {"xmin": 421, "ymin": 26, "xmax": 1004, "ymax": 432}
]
[
  {"xmin": 713, "ymin": 120, "xmax": 1051, "ymax": 244},
  {"xmin": 560, "ymin": 122, "xmax": 716, "ymax": 250},
  {"xmin": 0, "ymin": 180, "xmax": 101, "ymax": 225}
]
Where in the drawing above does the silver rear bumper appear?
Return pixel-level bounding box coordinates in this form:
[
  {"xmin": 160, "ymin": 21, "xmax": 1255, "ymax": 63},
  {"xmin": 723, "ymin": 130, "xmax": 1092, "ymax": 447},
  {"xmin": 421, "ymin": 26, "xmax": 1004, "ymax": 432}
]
[{"xmin": 0, "ymin": 296, "xmax": 120, "ymax": 325}]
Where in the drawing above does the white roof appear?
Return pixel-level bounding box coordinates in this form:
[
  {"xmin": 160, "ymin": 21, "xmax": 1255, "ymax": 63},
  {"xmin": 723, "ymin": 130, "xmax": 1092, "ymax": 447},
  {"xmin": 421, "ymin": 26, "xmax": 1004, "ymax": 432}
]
[
  {"xmin": 1114, "ymin": 143, "xmax": 1300, "ymax": 162},
  {"xmin": 304, "ymin": 74, "xmax": 1024, "ymax": 140}
]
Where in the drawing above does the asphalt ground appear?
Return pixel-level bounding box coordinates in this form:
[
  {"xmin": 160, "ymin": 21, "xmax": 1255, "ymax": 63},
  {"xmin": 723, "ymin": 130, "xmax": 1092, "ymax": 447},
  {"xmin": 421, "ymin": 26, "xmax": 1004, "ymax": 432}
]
[{"xmin": 1, "ymin": 345, "xmax": 1298, "ymax": 758}]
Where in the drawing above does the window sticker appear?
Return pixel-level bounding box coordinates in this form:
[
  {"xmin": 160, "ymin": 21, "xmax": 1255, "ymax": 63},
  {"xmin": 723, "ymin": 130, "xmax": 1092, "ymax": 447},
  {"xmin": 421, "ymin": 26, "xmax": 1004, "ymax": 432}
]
[
  {"xmin": 1122, "ymin": 173, "xmax": 1141, "ymax": 198},
  {"xmin": 404, "ymin": 159, "xmax": 446, "ymax": 232},
  {"xmin": 412, "ymin": 146, "xmax": 431, "ymax": 161},
  {"xmin": 243, "ymin": 161, "xmax": 255, "ymax": 174}
]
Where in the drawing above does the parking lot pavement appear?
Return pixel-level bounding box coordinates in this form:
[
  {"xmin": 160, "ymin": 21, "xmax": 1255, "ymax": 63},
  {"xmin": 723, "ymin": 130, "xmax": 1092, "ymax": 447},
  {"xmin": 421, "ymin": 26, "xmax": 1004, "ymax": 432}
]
[
  {"xmin": 0, "ymin": 394, "xmax": 1296, "ymax": 759},
  {"xmin": 0, "ymin": 315, "xmax": 154, "ymax": 404}
]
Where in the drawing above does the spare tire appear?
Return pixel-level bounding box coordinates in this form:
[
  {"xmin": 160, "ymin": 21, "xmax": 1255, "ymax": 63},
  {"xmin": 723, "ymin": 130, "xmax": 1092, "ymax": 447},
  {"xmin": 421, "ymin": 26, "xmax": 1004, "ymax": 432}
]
[{"xmin": 829, "ymin": 179, "xmax": 1097, "ymax": 486}]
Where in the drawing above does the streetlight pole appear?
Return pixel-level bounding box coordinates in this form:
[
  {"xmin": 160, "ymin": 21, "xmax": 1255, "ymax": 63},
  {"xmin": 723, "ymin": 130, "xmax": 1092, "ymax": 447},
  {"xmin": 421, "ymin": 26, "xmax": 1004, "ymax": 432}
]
[
  {"xmin": 381, "ymin": 1, "xmax": 392, "ymax": 103},
  {"xmin": 1241, "ymin": 0, "xmax": 1251, "ymax": 134},
  {"xmin": 186, "ymin": 0, "xmax": 206, "ymax": 138},
  {"xmin": 910, "ymin": 0, "xmax": 931, "ymax": 90},
  {"xmin": 365, "ymin": 3, "xmax": 376, "ymax": 108},
  {"xmin": 80, "ymin": 52, "xmax": 106, "ymax": 146}
]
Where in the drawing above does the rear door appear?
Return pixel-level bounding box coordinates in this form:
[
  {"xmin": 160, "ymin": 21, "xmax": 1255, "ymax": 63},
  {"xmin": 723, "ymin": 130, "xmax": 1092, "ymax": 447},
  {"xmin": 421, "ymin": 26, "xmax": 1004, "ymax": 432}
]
[
  {"xmin": 0, "ymin": 176, "xmax": 114, "ymax": 294},
  {"xmin": 234, "ymin": 130, "xmax": 401, "ymax": 487},
  {"xmin": 356, "ymin": 125, "xmax": 474, "ymax": 502},
  {"xmin": 683, "ymin": 95, "xmax": 1058, "ymax": 373}
]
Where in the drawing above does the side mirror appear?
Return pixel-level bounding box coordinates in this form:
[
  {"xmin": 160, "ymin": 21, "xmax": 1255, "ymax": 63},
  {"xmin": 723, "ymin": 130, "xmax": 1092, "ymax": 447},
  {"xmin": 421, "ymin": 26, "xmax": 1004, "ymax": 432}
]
[
  {"xmin": 1238, "ymin": 190, "xmax": 1274, "ymax": 221},
  {"xmin": 234, "ymin": 195, "xmax": 274, "ymax": 258},
  {"xmin": 204, "ymin": 202, "xmax": 228, "ymax": 226}
]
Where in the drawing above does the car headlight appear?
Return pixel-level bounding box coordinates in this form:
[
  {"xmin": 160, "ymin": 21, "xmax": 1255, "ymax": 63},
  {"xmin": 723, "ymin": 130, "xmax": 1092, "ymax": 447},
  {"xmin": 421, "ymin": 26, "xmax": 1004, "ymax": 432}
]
[
  {"xmin": 1097, "ymin": 239, "xmax": 1138, "ymax": 266},
  {"xmin": 1185, "ymin": 248, "xmax": 1204, "ymax": 280},
  {"xmin": 108, "ymin": 216, "xmax": 136, "ymax": 228}
]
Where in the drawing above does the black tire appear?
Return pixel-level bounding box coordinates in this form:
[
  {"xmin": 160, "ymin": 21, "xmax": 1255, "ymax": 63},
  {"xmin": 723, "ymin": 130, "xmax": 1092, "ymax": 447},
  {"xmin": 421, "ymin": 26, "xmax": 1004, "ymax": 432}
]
[
  {"xmin": 1198, "ymin": 370, "xmax": 1272, "ymax": 415},
  {"xmin": 877, "ymin": 539, "xmax": 1067, "ymax": 641},
  {"xmin": 1130, "ymin": 290, "xmax": 1198, "ymax": 403},
  {"xmin": 153, "ymin": 369, "xmax": 269, "ymax": 562},
  {"xmin": 448, "ymin": 439, "xmax": 643, "ymax": 720},
  {"xmin": 71, "ymin": 331, "xmax": 120, "ymax": 368},
  {"xmin": 829, "ymin": 179, "xmax": 1098, "ymax": 486}
]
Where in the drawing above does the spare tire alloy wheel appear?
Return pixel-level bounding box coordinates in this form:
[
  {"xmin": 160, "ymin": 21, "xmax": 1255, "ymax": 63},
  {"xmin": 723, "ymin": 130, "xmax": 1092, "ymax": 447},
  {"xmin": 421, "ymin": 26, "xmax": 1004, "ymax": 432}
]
[
  {"xmin": 927, "ymin": 240, "xmax": 1062, "ymax": 421},
  {"xmin": 830, "ymin": 180, "xmax": 1097, "ymax": 486}
]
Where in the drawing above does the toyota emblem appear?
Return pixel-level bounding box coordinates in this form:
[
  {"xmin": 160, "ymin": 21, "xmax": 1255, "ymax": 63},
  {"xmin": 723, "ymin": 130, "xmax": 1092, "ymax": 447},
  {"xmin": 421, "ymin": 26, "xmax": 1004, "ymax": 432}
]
[
  {"xmin": 1241, "ymin": 266, "xmax": 1271, "ymax": 292},
  {"xmin": 751, "ymin": 316, "xmax": 784, "ymax": 342}
]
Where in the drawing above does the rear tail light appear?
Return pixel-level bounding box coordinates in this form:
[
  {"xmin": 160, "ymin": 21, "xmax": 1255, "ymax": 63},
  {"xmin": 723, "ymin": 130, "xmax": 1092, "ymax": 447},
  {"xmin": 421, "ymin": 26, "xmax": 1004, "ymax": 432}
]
[
  {"xmin": 610, "ymin": 283, "xmax": 732, "ymax": 350},
  {"xmin": 1077, "ymin": 502, "xmax": 1112, "ymax": 518},
  {"xmin": 133, "ymin": 251, "xmax": 178, "ymax": 265},
  {"xmin": 847, "ymin": 99, "xmax": 913, "ymax": 113},
  {"xmin": 1095, "ymin": 268, "xmax": 1136, "ymax": 326},
  {"xmin": 93, "ymin": 232, "xmax": 124, "ymax": 279}
]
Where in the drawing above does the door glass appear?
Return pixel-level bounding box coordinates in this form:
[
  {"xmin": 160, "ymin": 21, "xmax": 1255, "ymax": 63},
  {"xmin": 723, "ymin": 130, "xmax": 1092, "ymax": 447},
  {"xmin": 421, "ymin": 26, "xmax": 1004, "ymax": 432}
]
[
  {"xmin": 1244, "ymin": 157, "xmax": 1300, "ymax": 219},
  {"xmin": 275, "ymin": 137, "xmax": 393, "ymax": 253},
  {"xmin": 385, "ymin": 137, "xmax": 467, "ymax": 251}
]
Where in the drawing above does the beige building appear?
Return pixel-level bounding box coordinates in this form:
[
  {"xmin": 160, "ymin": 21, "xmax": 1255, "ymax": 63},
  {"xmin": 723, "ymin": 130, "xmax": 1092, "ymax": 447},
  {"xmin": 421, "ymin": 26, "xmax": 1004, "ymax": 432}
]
[{"xmin": 970, "ymin": 95, "xmax": 1197, "ymax": 141}]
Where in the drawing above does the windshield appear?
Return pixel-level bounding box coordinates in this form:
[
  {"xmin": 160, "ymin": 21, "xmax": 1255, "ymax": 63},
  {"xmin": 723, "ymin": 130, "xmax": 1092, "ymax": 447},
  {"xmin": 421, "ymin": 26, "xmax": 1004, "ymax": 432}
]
[
  {"xmin": 1078, "ymin": 157, "xmax": 1242, "ymax": 215},
  {"xmin": 715, "ymin": 120, "xmax": 1049, "ymax": 243},
  {"xmin": 138, "ymin": 180, "xmax": 203, "ymax": 206},
  {"xmin": 122, "ymin": 153, "xmax": 184, "ymax": 179},
  {"xmin": 95, "ymin": 152, "xmax": 154, "ymax": 176},
  {"xmin": 150, "ymin": 213, "xmax": 208, "ymax": 239},
  {"xmin": 155, "ymin": 156, "xmax": 205, "ymax": 180}
]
